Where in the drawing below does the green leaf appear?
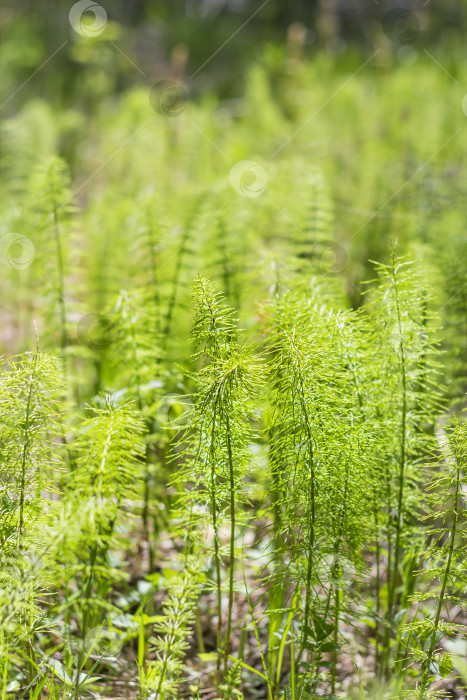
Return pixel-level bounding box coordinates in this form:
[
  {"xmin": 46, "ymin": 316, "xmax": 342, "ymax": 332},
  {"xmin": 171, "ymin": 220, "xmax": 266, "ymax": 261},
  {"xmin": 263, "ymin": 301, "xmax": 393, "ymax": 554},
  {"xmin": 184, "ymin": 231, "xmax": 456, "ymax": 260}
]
[
  {"xmin": 227, "ymin": 655, "xmax": 267, "ymax": 680},
  {"xmin": 133, "ymin": 613, "xmax": 164, "ymax": 625},
  {"xmin": 312, "ymin": 615, "xmax": 334, "ymax": 641},
  {"xmin": 145, "ymin": 572, "xmax": 161, "ymax": 586},
  {"xmin": 30, "ymin": 675, "xmax": 47, "ymax": 700},
  {"xmin": 438, "ymin": 653, "xmax": 452, "ymax": 678},
  {"xmin": 47, "ymin": 660, "xmax": 72, "ymax": 685}
]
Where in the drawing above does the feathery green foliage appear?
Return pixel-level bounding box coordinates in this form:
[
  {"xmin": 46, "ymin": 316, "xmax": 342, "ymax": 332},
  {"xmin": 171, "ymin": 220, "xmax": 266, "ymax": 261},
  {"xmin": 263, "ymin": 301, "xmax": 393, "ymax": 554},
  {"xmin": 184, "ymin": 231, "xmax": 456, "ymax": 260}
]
[{"xmin": 1, "ymin": 42, "xmax": 467, "ymax": 700}]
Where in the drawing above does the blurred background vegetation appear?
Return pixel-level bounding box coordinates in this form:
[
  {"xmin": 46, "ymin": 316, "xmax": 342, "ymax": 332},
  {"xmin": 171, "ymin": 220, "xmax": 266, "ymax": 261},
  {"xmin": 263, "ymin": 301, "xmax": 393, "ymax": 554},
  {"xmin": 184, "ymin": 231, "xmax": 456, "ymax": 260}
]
[
  {"xmin": 1, "ymin": 0, "xmax": 467, "ymax": 113},
  {"xmin": 1, "ymin": 7, "xmax": 467, "ymax": 693},
  {"xmin": 1, "ymin": 1, "xmax": 466, "ymax": 405}
]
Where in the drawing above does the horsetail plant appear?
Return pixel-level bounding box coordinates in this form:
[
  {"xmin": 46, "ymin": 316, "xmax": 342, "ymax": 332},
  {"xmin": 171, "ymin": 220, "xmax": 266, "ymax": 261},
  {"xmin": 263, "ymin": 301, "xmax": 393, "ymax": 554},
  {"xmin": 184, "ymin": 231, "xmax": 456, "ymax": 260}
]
[
  {"xmin": 65, "ymin": 398, "xmax": 145, "ymax": 691},
  {"xmin": 0, "ymin": 349, "xmax": 62, "ymax": 548},
  {"xmin": 30, "ymin": 156, "xmax": 75, "ymax": 374},
  {"xmin": 405, "ymin": 415, "xmax": 467, "ymax": 698},
  {"xmin": 181, "ymin": 276, "xmax": 261, "ymax": 685},
  {"xmin": 140, "ymin": 560, "xmax": 202, "ymax": 699},
  {"xmin": 367, "ymin": 252, "xmax": 443, "ymax": 677},
  {"xmin": 3, "ymin": 45, "xmax": 467, "ymax": 700},
  {"xmin": 263, "ymin": 286, "xmax": 377, "ymax": 694},
  {"xmin": 112, "ymin": 288, "xmax": 162, "ymax": 569},
  {"xmin": 0, "ymin": 349, "xmax": 63, "ymax": 693},
  {"xmin": 162, "ymin": 196, "xmax": 208, "ymax": 356}
]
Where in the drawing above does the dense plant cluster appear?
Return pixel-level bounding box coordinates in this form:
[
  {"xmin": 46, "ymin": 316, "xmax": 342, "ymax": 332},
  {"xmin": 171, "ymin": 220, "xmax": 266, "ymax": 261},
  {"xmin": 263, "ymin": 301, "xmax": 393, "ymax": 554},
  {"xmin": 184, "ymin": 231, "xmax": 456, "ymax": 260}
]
[{"xmin": 0, "ymin": 50, "xmax": 466, "ymax": 699}]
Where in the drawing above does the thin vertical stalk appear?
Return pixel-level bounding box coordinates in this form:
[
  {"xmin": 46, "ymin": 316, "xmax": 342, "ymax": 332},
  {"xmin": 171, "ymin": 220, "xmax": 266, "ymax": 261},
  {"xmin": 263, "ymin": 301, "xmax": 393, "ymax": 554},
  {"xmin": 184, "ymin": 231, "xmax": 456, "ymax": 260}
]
[
  {"xmin": 394, "ymin": 608, "xmax": 418, "ymax": 695},
  {"xmin": 267, "ymin": 282, "xmax": 287, "ymax": 684},
  {"xmin": 153, "ymin": 580, "xmax": 191, "ymax": 700},
  {"xmin": 310, "ymin": 452, "xmax": 351, "ymax": 694},
  {"xmin": 209, "ymin": 408, "xmax": 223, "ymax": 686},
  {"xmin": 391, "ymin": 265, "xmax": 407, "ymax": 608},
  {"xmin": 243, "ymin": 567, "xmax": 274, "ymax": 700},
  {"xmin": 18, "ymin": 350, "xmax": 38, "ymax": 541},
  {"xmin": 384, "ymin": 256, "xmax": 407, "ymax": 675},
  {"xmin": 374, "ymin": 504, "xmax": 381, "ymax": 675},
  {"xmin": 223, "ymin": 408, "xmax": 235, "ymax": 678},
  {"xmin": 218, "ymin": 217, "xmax": 232, "ymax": 303},
  {"xmin": 379, "ymin": 470, "xmax": 393, "ymax": 679},
  {"xmin": 295, "ymin": 364, "xmax": 316, "ymax": 663},
  {"xmin": 163, "ymin": 229, "xmax": 190, "ymax": 351},
  {"xmin": 77, "ymin": 542, "xmax": 98, "ymax": 694},
  {"xmin": 329, "ymin": 453, "xmax": 351, "ymax": 694},
  {"xmin": 146, "ymin": 219, "xmax": 161, "ymax": 341},
  {"xmin": 203, "ymin": 294, "xmax": 225, "ymax": 685},
  {"xmin": 77, "ymin": 410, "xmax": 116, "ymax": 689},
  {"xmin": 125, "ymin": 299, "xmax": 153, "ymax": 571},
  {"xmin": 52, "ymin": 206, "xmax": 67, "ymax": 371},
  {"xmin": 330, "ymin": 582, "xmax": 340, "ymax": 695},
  {"xmin": 419, "ymin": 466, "xmax": 461, "ymax": 698},
  {"xmin": 384, "ymin": 251, "xmax": 407, "ymax": 675}
]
